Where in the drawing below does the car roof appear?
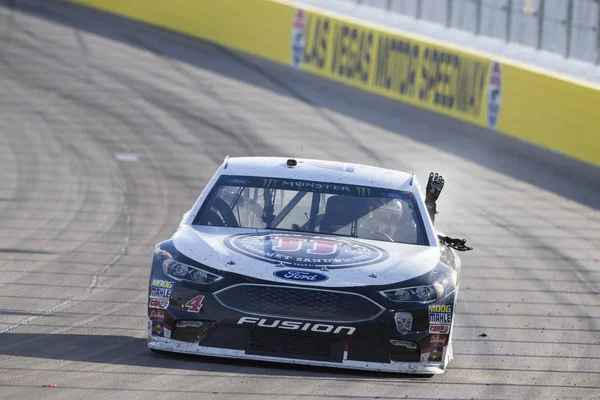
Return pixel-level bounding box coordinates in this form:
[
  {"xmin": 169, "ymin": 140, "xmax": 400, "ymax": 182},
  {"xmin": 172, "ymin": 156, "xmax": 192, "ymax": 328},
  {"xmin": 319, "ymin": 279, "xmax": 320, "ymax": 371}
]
[{"xmin": 220, "ymin": 157, "xmax": 416, "ymax": 191}]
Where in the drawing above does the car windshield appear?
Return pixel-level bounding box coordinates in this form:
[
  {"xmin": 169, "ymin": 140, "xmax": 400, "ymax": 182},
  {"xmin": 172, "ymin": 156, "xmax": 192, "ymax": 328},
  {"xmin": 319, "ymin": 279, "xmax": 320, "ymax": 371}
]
[{"xmin": 193, "ymin": 176, "xmax": 429, "ymax": 245}]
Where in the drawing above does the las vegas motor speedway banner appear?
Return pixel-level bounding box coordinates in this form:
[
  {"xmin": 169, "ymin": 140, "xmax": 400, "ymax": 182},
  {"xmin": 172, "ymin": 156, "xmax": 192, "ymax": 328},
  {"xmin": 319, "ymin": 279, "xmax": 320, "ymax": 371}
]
[{"xmin": 68, "ymin": 0, "xmax": 600, "ymax": 167}]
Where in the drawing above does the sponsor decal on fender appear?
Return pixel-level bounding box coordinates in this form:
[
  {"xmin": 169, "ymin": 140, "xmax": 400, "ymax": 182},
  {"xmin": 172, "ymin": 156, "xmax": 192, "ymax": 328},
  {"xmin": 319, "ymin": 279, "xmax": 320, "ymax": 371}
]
[
  {"xmin": 149, "ymin": 287, "xmax": 171, "ymax": 300},
  {"xmin": 237, "ymin": 317, "xmax": 356, "ymax": 335},
  {"xmin": 428, "ymin": 346, "xmax": 444, "ymax": 362},
  {"xmin": 430, "ymin": 334, "xmax": 449, "ymax": 347},
  {"xmin": 149, "ymin": 298, "xmax": 169, "ymax": 309},
  {"xmin": 429, "ymin": 324, "xmax": 450, "ymax": 334},
  {"xmin": 149, "ymin": 309, "xmax": 164, "ymax": 321},
  {"xmin": 151, "ymin": 321, "xmax": 164, "ymax": 337},
  {"xmin": 225, "ymin": 232, "xmax": 388, "ymax": 269},
  {"xmin": 428, "ymin": 305, "xmax": 452, "ymax": 313},
  {"xmin": 429, "ymin": 312, "xmax": 452, "ymax": 324},
  {"xmin": 151, "ymin": 279, "xmax": 173, "ymax": 289},
  {"xmin": 151, "ymin": 321, "xmax": 171, "ymax": 339}
]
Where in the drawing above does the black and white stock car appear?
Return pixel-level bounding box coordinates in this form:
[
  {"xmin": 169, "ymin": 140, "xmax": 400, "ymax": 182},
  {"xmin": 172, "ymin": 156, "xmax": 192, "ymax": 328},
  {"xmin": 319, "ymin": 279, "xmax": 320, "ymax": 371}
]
[{"xmin": 147, "ymin": 157, "xmax": 472, "ymax": 374}]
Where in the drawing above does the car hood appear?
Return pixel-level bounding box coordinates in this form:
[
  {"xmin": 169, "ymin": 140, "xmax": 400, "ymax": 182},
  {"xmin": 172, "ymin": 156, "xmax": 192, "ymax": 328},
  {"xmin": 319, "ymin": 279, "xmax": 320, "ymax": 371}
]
[{"xmin": 172, "ymin": 225, "xmax": 440, "ymax": 287}]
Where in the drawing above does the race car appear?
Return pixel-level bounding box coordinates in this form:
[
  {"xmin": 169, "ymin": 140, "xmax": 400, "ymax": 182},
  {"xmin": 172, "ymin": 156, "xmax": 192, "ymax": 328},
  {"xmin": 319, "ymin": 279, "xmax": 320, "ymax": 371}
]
[{"xmin": 147, "ymin": 156, "xmax": 472, "ymax": 374}]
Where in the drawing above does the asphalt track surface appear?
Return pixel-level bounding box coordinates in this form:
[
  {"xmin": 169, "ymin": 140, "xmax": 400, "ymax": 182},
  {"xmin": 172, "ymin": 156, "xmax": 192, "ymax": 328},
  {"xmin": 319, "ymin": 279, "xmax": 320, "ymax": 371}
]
[{"xmin": 0, "ymin": 1, "xmax": 599, "ymax": 399}]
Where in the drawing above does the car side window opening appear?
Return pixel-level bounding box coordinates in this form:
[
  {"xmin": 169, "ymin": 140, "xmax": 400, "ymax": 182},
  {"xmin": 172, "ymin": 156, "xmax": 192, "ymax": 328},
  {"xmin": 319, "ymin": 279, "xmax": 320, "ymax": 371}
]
[{"xmin": 193, "ymin": 176, "xmax": 429, "ymax": 245}]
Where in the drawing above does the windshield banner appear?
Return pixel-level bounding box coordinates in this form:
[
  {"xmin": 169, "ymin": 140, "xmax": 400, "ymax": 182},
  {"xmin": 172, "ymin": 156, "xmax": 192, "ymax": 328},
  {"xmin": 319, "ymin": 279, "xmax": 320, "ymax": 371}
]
[{"xmin": 223, "ymin": 175, "xmax": 412, "ymax": 198}]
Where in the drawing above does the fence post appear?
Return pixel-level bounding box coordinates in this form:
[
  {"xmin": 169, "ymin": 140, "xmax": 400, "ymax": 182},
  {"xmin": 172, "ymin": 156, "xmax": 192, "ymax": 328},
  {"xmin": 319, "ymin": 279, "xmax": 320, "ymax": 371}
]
[
  {"xmin": 416, "ymin": 0, "xmax": 422, "ymax": 19},
  {"xmin": 415, "ymin": 0, "xmax": 423, "ymax": 19},
  {"xmin": 446, "ymin": 0, "xmax": 453, "ymax": 27},
  {"xmin": 565, "ymin": 0, "xmax": 573, "ymax": 58},
  {"xmin": 505, "ymin": 0, "xmax": 513, "ymax": 42},
  {"xmin": 536, "ymin": 0, "xmax": 545, "ymax": 50},
  {"xmin": 386, "ymin": 0, "xmax": 393, "ymax": 11},
  {"xmin": 475, "ymin": 0, "xmax": 482, "ymax": 35}
]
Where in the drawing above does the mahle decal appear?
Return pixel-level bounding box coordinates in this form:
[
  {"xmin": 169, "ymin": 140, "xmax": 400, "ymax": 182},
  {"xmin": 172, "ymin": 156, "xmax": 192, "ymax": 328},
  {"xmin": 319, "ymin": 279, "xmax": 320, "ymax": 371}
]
[
  {"xmin": 149, "ymin": 287, "xmax": 171, "ymax": 300},
  {"xmin": 429, "ymin": 312, "xmax": 452, "ymax": 325}
]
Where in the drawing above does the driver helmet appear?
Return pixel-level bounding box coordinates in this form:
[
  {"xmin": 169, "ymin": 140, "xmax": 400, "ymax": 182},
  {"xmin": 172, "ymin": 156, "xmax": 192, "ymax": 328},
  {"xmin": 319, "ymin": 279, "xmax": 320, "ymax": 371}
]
[{"xmin": 364, "ymin": 199, "xmax": 404, "ymax": 235}]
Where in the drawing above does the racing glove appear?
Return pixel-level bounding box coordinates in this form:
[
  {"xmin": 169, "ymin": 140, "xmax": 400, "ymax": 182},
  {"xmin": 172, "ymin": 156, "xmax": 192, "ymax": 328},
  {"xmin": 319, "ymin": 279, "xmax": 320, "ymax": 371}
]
[{"xmin": 425, "ymin": 172, "xmax": 444, "ymax": 223}]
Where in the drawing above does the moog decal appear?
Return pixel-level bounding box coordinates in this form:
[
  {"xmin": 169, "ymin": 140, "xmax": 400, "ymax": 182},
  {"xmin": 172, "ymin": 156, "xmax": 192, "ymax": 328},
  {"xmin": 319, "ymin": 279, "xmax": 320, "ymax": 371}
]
[
  {"xmin": 151, "ymin": 279, "xmax": 173, "ymax": 288},
  {"xmin": 428, "ymin": 305, "xmax": 452, "ymax": 313}
]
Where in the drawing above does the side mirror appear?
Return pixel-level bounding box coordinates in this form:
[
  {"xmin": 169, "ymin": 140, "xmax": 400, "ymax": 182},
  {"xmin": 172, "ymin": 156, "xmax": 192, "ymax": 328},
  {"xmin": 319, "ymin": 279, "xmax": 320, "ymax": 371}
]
[{"xmin": 178, "ymin": 210, "xmax": 191, "ymax": 229}]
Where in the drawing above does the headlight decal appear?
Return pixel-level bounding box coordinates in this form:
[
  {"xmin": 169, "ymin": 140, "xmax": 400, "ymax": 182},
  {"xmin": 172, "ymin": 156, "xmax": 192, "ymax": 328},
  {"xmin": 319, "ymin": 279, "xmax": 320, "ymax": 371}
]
[
  {"xmin": 162, "ymin": 259, "xmax": 223, "ymax": 284},
  {"xmin": 379, "ymin": 285, "xmax": 439, "ymax": 303},
  {"xmin": 378, "ymin": 264, "xmax": 456, "ymax": 304}
]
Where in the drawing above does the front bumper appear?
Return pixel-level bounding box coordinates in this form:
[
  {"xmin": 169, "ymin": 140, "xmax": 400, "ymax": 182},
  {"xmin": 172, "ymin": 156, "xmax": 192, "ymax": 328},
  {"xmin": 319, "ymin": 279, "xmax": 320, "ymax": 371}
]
[
  {"xmin": 147, "ymin": 330, "xmax": 451, "ymax": 374},
  {"xmin": 147, "ymin": 243, "xmax": 457, "ymax": 375},
  {"xmin": 148, "ymin": 286, "xmax": 454, "ymax": 374}
]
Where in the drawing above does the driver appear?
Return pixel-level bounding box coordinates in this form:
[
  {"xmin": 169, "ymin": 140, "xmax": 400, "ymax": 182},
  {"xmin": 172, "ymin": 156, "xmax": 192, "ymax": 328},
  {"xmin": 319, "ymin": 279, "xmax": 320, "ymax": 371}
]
[{"xmin": 359, "ymin": 198, "xmax": 417, "ymax": 243}]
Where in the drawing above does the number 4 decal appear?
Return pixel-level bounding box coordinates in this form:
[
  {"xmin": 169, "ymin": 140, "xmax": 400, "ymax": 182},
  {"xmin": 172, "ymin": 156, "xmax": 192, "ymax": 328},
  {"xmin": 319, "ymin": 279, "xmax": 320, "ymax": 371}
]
[{"xmin": 185, "ymin": 295, "xmax": 205, "ymax": 313}]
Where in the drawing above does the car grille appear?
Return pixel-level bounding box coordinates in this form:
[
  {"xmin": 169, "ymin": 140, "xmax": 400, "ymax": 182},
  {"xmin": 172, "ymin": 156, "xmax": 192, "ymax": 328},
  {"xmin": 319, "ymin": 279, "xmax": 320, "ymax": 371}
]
[
  {"xmin": 246, "ymin": 329, "xmax": 342, "ymax": 361},
  {"xmin": 214, "ymin": 284, "xmax": 384, "ymax": 323}
]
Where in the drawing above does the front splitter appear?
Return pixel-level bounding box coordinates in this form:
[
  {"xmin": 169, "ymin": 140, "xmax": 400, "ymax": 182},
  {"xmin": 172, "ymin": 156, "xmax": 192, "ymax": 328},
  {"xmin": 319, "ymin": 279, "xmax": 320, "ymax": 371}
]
[{"xmin": 147, "ymin": 335, "xmax": 448, "ymax": 375}]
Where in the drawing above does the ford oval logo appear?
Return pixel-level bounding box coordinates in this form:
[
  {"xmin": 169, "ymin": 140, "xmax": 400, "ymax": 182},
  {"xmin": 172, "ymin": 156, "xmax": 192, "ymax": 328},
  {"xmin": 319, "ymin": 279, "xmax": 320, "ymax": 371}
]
[{"xmin": 273, "ymin": 270, "xmax": 329, "ymax": 282}]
